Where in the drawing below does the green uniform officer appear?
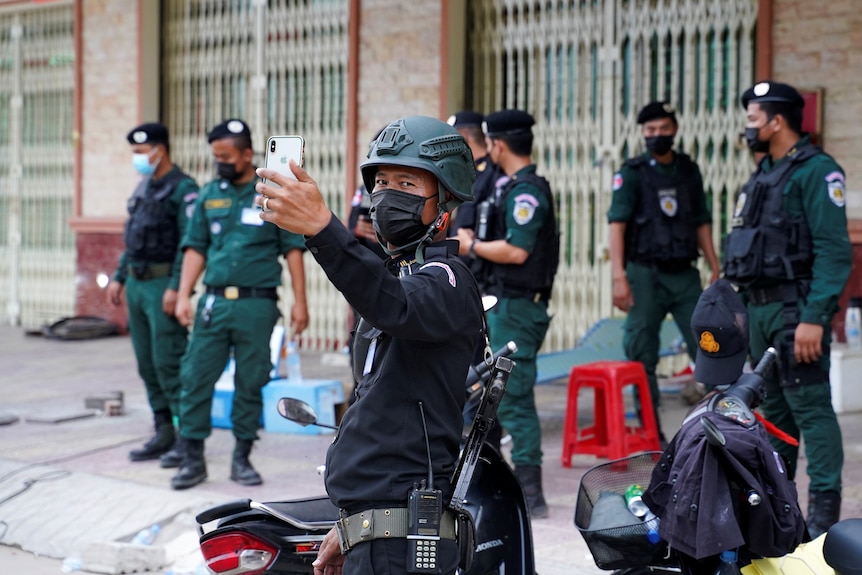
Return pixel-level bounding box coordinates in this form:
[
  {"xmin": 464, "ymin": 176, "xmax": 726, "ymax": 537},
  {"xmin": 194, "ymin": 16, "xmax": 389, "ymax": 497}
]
[
  {"xmin": 457, "ymin": 109, "xmax": 559, "ymax": 518},
  {"xmin": 170, "ymin": 119, "xmax": 309, "ymax": 490},
  {"xmin": 108, "ymin": 122, "xmax": 199, "ymax": 462},
  {"xmin": 608, "ymin": 102, "xmax": 720, "ymax": 442},
  {"xmin": 724, "ymin": 81, "xmax": 852, "ymax": 538}
]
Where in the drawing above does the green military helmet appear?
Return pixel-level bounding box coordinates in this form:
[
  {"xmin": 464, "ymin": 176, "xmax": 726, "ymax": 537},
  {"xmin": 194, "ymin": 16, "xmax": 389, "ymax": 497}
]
[{"xmin": 360, "ymin": 115, "xmax": 476, "ymax": 211}]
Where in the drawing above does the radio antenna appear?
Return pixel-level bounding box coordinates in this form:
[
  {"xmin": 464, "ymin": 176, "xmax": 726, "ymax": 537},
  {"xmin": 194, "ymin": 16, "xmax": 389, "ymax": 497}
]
[{"xmin": 417, "ymin": 402, "xmax": 434, "ymax": 488}]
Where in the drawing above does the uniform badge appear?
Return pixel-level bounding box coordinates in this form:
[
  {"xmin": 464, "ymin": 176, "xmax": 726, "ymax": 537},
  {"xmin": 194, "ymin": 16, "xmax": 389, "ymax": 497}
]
[
  {"xmin": 211, "ymin": 221, "xmax": 222, "ymax": 235},
  {"xmin": 477, "ymin": 159, "xmax": 487, "ymax": 172},
  {"xmin": 220, "ymin": 181, "xmax": 228, "ymax": 190},
  {"xmin": 733, "ymin": 192, "xmax": 747, "ymax": 217},
  {"xmin": 698, "ymin": 331, "xmax": 719, "ymax": 353},
  {"xmin": 132, "ymin": 131, "xmax": 147, "ymax": 144},
  {"xmin": 205, "ymin": 198, "xmax": 232, "ymax": 210},
  {"xmin": 227, "ymin": 120, "xmax": 245, "ymax": 134},
  {"xmin": 658, "ymin": 188, "xmax": 678, "ymax": 217},
  {"xmin": 186, "ymin": 204, "xmax": 195, "ymax": 218},
  {"xmin": 513, "ymin": 193, "xmax": 539, "ymax": 225},
  {"xmin": 351, "ymin": 188, "xmax": 363, "ymax": 207},
  {"xmin": 612, "ymin": 173, "xmax": 623, "ymax": 191},
  {"xmin": 826, "ymin": 171, "xmax": 846, "ymax": 207}
]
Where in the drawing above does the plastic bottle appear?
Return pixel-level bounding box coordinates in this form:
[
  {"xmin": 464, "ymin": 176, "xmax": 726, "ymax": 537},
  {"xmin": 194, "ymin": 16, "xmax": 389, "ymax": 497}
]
[
  {"xmin": 845, "ymin": 297, "xmax": 862, "ymax": 351},
  {"xmin": 643, "ymin": 510, "xmax": 661, "ymax": 545},
  {"xmin": 624, "ymin": 484, "xmax": 649, "ymax": 517},
  {"xmin": 287, "ymin": 340, "xmax": 303, "ymax": 384},
  {"xmin": 131, "ymin": 524, "xmax": 160, "ymax": 546},
  {"xmin": 713, "ymin": 549, "xmax": 742, "ymax": 575}
]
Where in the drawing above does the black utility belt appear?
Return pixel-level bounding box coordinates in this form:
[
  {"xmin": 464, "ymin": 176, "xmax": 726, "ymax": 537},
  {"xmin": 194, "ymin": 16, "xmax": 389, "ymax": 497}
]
[
  {"xmin": 205, "ymin": 285, "xmax": 278, "ymax": 301},
  {"xmin": 499, "ymin": 287, "xmax": 550, "ymax": 303},
  {"xmin": 744, "ymin": 278, "xmax": 807, "ymax": 305},
  {"xmin": 630, "ymin": 259, "xmax": 693, "ymax": 273},
  {"xmin": 127, "ymin": 262, "xmax": 172, "ymax": 280},
  {"xmin": 335, "ymin": 507, "xmax": 456, "ymax": 554}
]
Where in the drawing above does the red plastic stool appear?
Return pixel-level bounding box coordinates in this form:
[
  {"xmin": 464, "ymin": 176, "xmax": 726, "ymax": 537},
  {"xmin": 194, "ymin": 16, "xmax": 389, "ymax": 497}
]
[{"xmin": 561, "ymin": 360, "xmax": 661, "ymax": 467}]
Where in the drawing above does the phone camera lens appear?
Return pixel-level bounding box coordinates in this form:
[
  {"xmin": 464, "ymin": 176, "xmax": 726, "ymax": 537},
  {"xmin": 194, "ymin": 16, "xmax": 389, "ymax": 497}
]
[{"xmin": 270, "ymin": 141, "xmax": 276, "ymax": 153}]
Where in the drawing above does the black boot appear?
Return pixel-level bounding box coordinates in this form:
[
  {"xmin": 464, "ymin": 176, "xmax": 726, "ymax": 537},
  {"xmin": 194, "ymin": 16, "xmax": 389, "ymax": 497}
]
[
  {"xmin": 170, "ymin": 439, "xmax": 207, "ymax": 490},
  {"xmin": 160, "ymin": 436, "xmax": 186, "ymax": 469},
  {"xmin": 230, "ymin": 439, "xmax": 263, "ymax": 486},
  {"xmin": 807, "ymin": 490, "xmax": 841, "ymax": 539},
  {"xmin": 514, "ymin": 465, "xmax": 548, "ymax": 518},
  {"xmin": 129, "ymin": 411, "xmax": 175, "ymax": 461}
]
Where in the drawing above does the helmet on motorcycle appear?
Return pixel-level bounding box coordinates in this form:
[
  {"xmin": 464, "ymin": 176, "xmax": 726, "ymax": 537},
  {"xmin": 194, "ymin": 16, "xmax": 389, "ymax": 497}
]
[{"xmin": 360, "ymin": 115, "xmax": 476, "ymax": 212}]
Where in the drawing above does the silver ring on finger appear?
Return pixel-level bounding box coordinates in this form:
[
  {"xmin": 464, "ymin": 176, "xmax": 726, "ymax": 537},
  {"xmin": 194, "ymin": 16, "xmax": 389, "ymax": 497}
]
[{"xmin": 262, "ymin": 196, "xmax": 271, "ymax": 212}]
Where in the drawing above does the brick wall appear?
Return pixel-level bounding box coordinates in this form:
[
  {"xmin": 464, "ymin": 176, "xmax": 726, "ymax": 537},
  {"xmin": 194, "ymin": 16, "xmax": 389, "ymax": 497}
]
[
  {"xmin": 80, "ymin": 0, "xmax": 141, "ymax": 219},
  {"xmin": 356, "ymin": 1, "xmax": 444, "ymax": 151},
  {"xmin": 773, "ymin": 0, "xmax": 862, "ymax": 215}
]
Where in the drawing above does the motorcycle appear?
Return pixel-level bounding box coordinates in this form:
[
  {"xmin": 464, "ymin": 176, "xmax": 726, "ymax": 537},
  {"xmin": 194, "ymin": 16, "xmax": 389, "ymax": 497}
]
[
  {"xmin": 196, "ymin": 341, "xmax": 538, "ymax": 575},
  {"xmin": 574, "ymin": 347, "xmax": 862, "ymax": 575}
]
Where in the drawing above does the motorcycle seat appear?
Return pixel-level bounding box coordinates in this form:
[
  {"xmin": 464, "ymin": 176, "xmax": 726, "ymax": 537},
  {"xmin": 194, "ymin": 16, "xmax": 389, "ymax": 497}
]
[
  {"xmin": 253, "ymin": 496, "xmax": 340, "ymax": 530},
  {"xmin": 824, "ymin": 518, "xmax": 862, "ymax": 575}
]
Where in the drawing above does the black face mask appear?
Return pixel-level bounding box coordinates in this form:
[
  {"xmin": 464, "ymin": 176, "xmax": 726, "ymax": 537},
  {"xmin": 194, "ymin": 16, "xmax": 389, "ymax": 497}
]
[
  {"xmin": 216, "ymin": 161, "xmax": 240, "ymax": 182},
  {"xmin": 744, "ymin": 126, "xmax": 770, "ymax": 153},
  {"xmin": 645, "ymin": 135, "xmax": 674, "ymax": 156},
  {"xmin": 370, "ymin": 188, "xmax": 436, "ymax": 248}
]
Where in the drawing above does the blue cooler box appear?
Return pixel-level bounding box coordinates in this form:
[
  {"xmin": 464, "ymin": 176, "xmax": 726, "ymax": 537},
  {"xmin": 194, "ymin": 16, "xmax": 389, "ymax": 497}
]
[{"xmin": 262, "ymin": 378, "xmax": 344, "ymax": 435}]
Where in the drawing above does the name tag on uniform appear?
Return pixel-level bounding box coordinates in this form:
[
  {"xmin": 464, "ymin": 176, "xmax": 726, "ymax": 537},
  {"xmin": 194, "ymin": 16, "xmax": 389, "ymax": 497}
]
[{"xmin": 241, "ymin": 207, "xmax": 265, "ymax": 226}]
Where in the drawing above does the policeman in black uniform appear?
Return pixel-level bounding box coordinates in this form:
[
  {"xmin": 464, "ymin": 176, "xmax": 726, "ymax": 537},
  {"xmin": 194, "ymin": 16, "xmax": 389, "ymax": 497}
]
[
  {"xmin": 724, "ymin": 81, "xmax": 852, "ymax": 538},
  {"xmin": 108, "ymin": 122, "xmax": 199, "ymax": 462},
  {"xmin": 457, "ymin": 109, "xmax": 559, "ymax": 518},
  {"xmin": 256, "ymin": 115, "xmax": 484, "ymax": 575},
  {"xmin": 448, "ymin": 110, "xmax": 499, "ymax": 286}
]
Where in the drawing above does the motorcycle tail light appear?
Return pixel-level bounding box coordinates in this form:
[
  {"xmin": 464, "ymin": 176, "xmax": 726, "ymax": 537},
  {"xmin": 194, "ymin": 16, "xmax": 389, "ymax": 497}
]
[{"xmin": 201, "ymin": 532, "xmax": 277, "ymax": 575}]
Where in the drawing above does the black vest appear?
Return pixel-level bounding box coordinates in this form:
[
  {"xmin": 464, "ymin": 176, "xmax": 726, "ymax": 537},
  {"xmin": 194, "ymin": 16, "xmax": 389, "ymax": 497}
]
[
  {"xmin": 124, "ymin": 169, "xmax": 189, "ymax": 263},
  {"xmin": 623, "ymin": 153, "xmax": 700, "ymax": 266},
  {"xmin": 723, "ymin": 144, "xmax": 821, "ymax": 286},
  {"xmin": 487, "ymin": 172, "xmax": 559, "ymax": 297}
]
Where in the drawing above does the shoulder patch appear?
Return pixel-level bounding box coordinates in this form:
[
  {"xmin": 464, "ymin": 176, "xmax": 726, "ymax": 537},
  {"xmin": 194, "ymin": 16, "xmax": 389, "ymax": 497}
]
[
  {"xmin": 512, "ymin": 193, "xmax": 539, "ymax": 225},
  {"xmin": 612, "ymin": 173, "xmax": 623, "ymax": 191},
  {"xmin": 826, "ymin": 171, "xmax": 846, "ymax": 207},
  {"xmin": 351, "ymin": 188, "xmax": 363, "ymax": 207},
  {"xmin": 419, "ymin": 262, "xmax": 456, "ymax": 287}
]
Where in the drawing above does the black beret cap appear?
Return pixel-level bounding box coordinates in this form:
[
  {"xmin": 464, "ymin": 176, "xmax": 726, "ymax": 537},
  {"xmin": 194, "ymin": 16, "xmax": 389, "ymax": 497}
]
[
  {"xmin": 207, "ymin": 118, "xmax": 251, "ymax": 143},
  {"xmin": 482, "ymin": 109, "xmax": 535, "ymax": 137},
  {"xmin": 636, "ymin": 101, "xmax": 677, "ymax": 124},
  {"xmin": 740, "ymin": 81, "xmax": 805, "ymax": 109},
  {"xmin": 127, "ymin": 122, "xmax": 169, "ymax": 146},
  {"xmin": 691, "ymin": 279, "xmax": 750, "ymax": 388},
  {"xmin": 447, "ymin": 111, "xmax": 485, "ymax": 129}
]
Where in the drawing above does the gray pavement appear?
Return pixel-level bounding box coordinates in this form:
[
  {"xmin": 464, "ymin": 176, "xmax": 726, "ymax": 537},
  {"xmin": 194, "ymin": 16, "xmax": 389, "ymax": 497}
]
[{"xmin": 1, "ymin": 324, "xmax": 861, "ymax": 574}]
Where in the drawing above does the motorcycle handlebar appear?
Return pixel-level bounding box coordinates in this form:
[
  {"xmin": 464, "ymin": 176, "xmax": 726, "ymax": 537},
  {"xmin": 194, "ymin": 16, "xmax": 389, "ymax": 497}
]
[
  {"xmin": 726, "ymin": 346, "xmax": 776, "ymax": 409},
  {"xmin": 465, "ymin": 341, "xmax": 518, "ymax": 389}
]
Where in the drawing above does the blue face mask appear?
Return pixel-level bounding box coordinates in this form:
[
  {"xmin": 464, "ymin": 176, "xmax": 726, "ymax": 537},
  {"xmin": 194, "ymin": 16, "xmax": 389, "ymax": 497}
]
[{"xmin": 132, "ymin": 149, "xmax": 159, "ymax": 176}]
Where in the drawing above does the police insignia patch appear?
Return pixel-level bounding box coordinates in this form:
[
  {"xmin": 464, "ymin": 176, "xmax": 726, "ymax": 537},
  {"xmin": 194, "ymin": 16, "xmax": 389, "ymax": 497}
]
[
  {"xmin": 132, "ymin": 131, "xmax": 147, "ymax": 144},
  {"xmin": 699, "ymin": 331, "xmax": 719, "ymax": 353},
  {"xmin": 513, "ymin": 193, "xmax": 539, "ymax": 225},
  {"xmin": 211, "ymin": 221, "xmax": 222, "ymax": 235},
  {"xmin": 658, "ymin": 189, "xmax": 678, "ymax": 217},
  {"xmin": 227, "ymin": 120, "xmax": 245, "ymax": 134},
  {"xmin": 420, "ymin": 262, "xmax": 456, "ymax": 287},
  {"xmin": 733, "ymin": 192, "xmax": 747, "ymax": 217},
  {"xmin": 612, "ymin": 173, "xmax": 623, "ymax": 191},
  {"xmin": 826, "ymin": 171, "xmax": 846, "ymax": 207}
]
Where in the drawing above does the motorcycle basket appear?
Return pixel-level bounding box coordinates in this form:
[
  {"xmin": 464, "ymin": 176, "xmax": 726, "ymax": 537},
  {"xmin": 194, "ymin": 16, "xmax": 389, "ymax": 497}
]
[{"xmin": 574, "ymin": 452, "xmax": 673, "ymax": 570}]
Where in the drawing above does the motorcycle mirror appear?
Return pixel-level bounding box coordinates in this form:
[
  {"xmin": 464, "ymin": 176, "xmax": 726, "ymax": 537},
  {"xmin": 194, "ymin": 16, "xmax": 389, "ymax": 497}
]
[
  {"xmin": 481, "ymin": 295, "xmax": 498, "ymax": 312},
  {"xmin": 276, "ymin": 397, "xmax": 339, "ymax": 430},
  {"xmin": 700, "ymin": 415, "xmax": 727, "ymax": 446}
]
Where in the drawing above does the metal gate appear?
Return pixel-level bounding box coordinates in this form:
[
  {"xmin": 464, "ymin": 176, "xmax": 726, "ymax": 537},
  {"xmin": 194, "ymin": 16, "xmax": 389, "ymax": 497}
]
[
  {"xmin": 467, "ymin": 0, "xmax": 758, "ymax": 352},
  {"xmin": 0, "ymin": 1, "xmax": 76, "ymax": 330},
  {"xmin": 162, "ymin": 0, "xmax": 349, "ymax": 350}
]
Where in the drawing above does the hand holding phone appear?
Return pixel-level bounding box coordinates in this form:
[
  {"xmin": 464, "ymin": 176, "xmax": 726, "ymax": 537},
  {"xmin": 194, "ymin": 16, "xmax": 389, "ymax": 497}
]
[{"xmin": 263, "ymin": 135, "xmax": 305, "ymax": 187}]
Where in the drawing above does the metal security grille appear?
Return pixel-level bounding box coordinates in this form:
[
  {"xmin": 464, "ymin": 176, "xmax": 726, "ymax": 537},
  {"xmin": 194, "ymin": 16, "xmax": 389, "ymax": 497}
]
[
  {"xmin": 0, "ymin": 1, "xmax": 75, "ymax": 329},
  {"xmin": 467, "ymin": 0, "xmax": 758, "ymax": 352},
  {"xmin": 162, "ymin": 0, "xmax": 349, "ymax": 349}
]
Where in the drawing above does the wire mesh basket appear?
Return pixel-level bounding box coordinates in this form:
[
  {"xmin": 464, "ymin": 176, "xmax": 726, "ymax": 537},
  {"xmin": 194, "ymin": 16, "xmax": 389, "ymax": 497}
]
[{"xmin": 574, "ymin": 452, "xmax": 674, "ymax": 570}]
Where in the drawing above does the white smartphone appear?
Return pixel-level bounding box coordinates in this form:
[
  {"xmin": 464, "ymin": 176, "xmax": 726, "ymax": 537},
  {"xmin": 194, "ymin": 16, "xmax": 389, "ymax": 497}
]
[{"xmin": 263, "ymin": 135, "xmax": 305, "ymax": 186}]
